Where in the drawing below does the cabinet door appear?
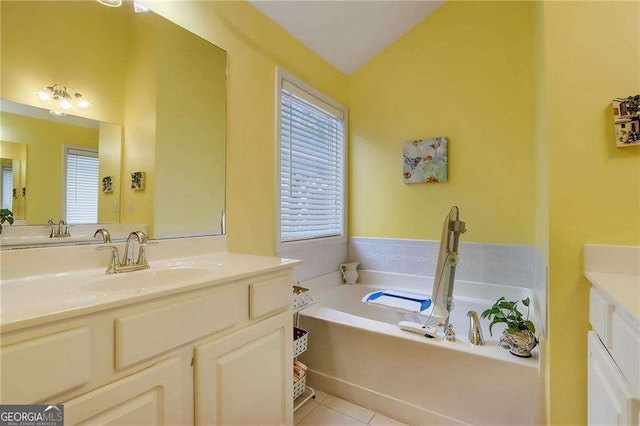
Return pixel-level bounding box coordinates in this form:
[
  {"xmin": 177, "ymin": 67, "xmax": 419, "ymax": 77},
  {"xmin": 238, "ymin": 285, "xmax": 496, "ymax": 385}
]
[
  {"xmin": 62, "ymin": 357, "xmax": 182, "ymax": 425},
  {"xmin": 195, "ymin": 312, "xmax": 292, "ymax": 425},
  {"xmin": 588, "ymin": 332, "xmax": 635, "ymax": 426}
]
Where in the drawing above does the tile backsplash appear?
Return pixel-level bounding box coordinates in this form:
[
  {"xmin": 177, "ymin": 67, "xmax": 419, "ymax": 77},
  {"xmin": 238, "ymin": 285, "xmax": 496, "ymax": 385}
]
[{"xmin": 348, "ymin": 237, "xmax": 537, "ymax": 288}]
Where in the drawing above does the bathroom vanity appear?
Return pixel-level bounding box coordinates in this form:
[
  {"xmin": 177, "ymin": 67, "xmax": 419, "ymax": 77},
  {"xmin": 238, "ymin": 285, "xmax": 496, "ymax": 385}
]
[
  {"xmin": 585, "ymin": 244, "xmax": 640, "ymax": 426},
  {"xmin": 0, "ymin": 237, "xmax": 298, "ymax": 425}
]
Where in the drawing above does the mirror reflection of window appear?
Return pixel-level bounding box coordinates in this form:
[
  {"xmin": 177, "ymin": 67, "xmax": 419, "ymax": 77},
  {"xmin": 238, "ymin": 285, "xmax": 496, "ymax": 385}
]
[
  {"xmin": 1, "ymin": 165, "xmax": 13, "ymax": 211},
  {"xmin": 65, "ymin": 146, "xmax": 98, "ymax": 224}
]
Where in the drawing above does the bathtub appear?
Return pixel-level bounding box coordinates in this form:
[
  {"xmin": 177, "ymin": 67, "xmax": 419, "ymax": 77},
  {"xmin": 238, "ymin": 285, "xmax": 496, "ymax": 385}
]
[{"xmin": 298, "ymin": 274, "xmax": 540, "ymax": 425}]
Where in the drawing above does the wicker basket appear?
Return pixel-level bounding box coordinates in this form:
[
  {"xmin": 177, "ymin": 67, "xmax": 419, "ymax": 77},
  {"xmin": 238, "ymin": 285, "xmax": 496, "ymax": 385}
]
[
  {"xmin": 293, "ymin": 375, "xmax": 306, "ymax": 400},
  {"xmin": 293, "ymin": 327, "xmax": 308, "ymax": 358}
]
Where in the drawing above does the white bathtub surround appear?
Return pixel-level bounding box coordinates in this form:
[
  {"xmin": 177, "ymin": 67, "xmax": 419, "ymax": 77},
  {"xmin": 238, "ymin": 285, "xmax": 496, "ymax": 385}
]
[
  {"xmin": 349, "ymin": 237, "xmax": 538, "ymax": 289},
  {"xmin": 0, "ymin": 223, "xmax": 148, "ymax": 248},
  {"xmin": 297, "ymin": 271, "xmax": 541, "ymax": 425},
  {"xmin": 279, "ymin": 238, "xmax": 347, "ymax": 283}
]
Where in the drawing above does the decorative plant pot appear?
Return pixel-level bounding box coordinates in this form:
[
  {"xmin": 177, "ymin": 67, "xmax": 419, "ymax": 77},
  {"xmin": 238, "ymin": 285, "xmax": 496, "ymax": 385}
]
[{"xmin": 503, "ymin": 329, "xmax": 538, "ymax": 358}]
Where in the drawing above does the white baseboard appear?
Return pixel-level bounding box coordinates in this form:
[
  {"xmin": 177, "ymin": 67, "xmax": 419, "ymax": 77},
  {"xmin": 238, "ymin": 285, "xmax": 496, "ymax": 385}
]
[{"xmin": 306, "ymin": 369, "xmax": 467, "ymax": 426}]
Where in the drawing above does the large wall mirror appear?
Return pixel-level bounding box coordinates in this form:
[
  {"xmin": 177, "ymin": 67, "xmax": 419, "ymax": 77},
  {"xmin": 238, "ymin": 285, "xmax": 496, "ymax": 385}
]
[{"xmin": 0, "ymin": 0, "xmax": 226, "ymax": 242}]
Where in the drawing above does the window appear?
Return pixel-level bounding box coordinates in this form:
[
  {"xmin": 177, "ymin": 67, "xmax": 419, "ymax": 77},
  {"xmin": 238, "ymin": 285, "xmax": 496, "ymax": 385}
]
[
  {"xmin": 1, "ymin": 165, "xmax": 13, "ymax": 211},
  {"xmin": 276, "ymin": 68, "xmax": 347, "ymax": 248},
  {"xmin": 64, "ymin": 146, "xmax": 99, "ymax": 224}
]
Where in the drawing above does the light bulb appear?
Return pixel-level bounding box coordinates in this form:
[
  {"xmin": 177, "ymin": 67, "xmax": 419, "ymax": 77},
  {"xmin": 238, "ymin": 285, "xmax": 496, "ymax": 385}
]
[
  {"xmin": 38, "ymin": 88, "xmax": 52, "ymax": 101},
  {"xmin": 133, "ymin": 2, "xmax": 149, "ymax": 13},
  {"xmin": 76, "ymin": 95, "xmax": 90, "ymax": 109},
  {"xmin": 59, "ymin": 98, "xmax": 73, "ymax": 110}
]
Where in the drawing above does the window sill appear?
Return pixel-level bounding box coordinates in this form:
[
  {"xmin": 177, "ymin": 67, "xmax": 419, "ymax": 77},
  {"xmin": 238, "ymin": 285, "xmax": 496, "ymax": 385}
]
[{"xmin": 277, "ymin": 235, "xmax": 347, "ymax": 256}]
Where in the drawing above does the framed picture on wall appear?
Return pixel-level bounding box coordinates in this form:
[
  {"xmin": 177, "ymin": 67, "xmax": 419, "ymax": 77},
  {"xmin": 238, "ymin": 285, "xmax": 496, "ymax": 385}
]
[
  {"xmin": 612, "ymin": 95, "xmax": 640, "ymax": 147},
  {"xmin": 102, "ymin": 176, "xmax": 113, "ymax": 193},
  {"xmin": 131, "ymin": 171, "xmax": 145, "ymax": 190},
  {"xmin": 402, "ymin": 136, "xmax": 448, "ymax": 184}
]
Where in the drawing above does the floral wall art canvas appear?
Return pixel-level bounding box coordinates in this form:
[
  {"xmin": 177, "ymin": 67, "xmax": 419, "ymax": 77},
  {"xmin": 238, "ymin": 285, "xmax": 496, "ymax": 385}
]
[{"xmin": 403, "ymin": 136, "xmax": 448, "ymax": 184}]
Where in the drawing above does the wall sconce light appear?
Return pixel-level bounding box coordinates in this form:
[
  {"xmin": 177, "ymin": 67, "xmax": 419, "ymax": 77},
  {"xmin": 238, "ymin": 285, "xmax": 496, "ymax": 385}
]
[{"xmin": 37, "ymin": 84, "xmax": 91, "ymax": 115}]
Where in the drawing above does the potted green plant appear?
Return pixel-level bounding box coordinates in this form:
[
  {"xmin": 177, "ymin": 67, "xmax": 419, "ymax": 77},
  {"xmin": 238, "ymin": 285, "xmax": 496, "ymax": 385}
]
[
  {"xmin": 0, "ymin": 209, "xmax": 14, "ymax": 235},
  {"xmin": 481, "ymin": 296, "xmax": 537, "ymax": 358}
]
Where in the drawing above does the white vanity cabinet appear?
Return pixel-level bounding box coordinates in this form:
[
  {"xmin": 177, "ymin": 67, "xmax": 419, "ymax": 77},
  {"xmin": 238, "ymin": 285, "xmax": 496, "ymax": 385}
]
[
  {"xmin": 588, "ymin": 332, "xmax": 637, "ymax": 426},
  {"xmin": 0, "ymin": 266, "xmax": 295, "ymax": 425},
  {"xmin": 587, "ymin": 285, "xmax": 640, "ymax": 426},
  {"xmin": 194, "ymin": 311, "xmax": 293, "ymax": 425}
]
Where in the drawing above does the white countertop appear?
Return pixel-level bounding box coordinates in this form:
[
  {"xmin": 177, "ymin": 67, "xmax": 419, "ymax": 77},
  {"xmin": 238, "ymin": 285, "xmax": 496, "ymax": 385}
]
[
  {"xmin": 585, "ymin": 271, "xmax": 640, "ymax": 321},
  {"xmin": 0, "ymin": 252, "xmax": 300, "ymax": 333}
]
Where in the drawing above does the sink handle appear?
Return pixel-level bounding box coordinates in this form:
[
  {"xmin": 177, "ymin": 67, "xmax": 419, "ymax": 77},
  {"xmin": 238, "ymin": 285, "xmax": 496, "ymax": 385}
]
[
  {"xmin": 137, "ymin": 241, "xmax": 158, "ymax": 266},
  {"xmin": 97, "ymin": 245, "xmax": 121, "ymax": 274}
]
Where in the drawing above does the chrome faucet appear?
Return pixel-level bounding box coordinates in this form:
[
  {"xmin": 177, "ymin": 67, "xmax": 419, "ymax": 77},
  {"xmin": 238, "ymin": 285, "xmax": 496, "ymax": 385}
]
[
  {"xmin": 467, "ymin": 310, "xmax": 485, "ymax": 345},
  {"xmin": 96, "ymin": 231, "xmax": 154, "ymax": 274}
]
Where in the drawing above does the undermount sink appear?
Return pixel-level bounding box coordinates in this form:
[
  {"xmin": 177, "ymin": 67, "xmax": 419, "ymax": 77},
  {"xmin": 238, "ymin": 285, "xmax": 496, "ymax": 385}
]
[{"xmin": 82, "ymin": 266, "xmax": 213, "ymax": 292}]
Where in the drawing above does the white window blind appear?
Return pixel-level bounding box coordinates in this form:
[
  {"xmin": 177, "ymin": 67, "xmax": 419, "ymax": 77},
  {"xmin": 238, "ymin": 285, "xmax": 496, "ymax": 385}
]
[
  {"xmin": 65, "ymin": 146, "xmax": 98, "ymax": 224},
  {"xmin": 280, "ymin": 79, "xmax": 345, "ymax": 243},
  {"xmin": 1, "ymin": 166, "xmax": 13, "ymax": 211}
]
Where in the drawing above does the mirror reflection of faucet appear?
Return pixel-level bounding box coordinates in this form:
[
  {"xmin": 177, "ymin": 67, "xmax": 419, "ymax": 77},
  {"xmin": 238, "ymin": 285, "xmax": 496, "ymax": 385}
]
[
  {"xmin": 95, "ymin": 230, "xmax": 157, "ymax": 274},
  {"xmin": 49, "ymin": 219, "xmax": 71, "ymax": 238}
]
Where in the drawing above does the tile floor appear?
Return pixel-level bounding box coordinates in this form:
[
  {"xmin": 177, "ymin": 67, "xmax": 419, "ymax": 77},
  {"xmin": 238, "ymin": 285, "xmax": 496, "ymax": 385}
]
[{"xmin": 295, "ymin": 389, "xmax": 408, "ymax": 426}]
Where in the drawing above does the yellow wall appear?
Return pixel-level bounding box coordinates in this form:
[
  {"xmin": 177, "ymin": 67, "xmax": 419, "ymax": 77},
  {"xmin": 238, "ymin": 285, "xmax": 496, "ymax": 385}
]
[
  {"xmin": 154, "ymin": 16, "xmax": 227, "ymax": 238},
  {"xmin": 121, "ymin": 10, "xmax": 157, "ymax": 233},
  {"xmin": 98, "ymin": 122, "xmax": 122, "ymax": 224},
  {"xmin": 347, "ymin": 1, "xmax": 536, "ymax": 244},
  {"xmin": 1, "ymin": 1, "xmax": 127, "ymax": 124},
  {"xmin": 543, "ymin": 2, "xmax": 640, "ymax": 424},
  {"xmin": 0, "ymin": 112, "xmax": 99, "ymax": 225},
  {"xmin": 144, "ymin": 1, "xmax": 347, "ymax": 254}
]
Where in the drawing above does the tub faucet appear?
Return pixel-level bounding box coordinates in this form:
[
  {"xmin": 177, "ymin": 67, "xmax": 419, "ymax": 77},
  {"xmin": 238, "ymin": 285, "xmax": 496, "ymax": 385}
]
[
  {"xmin": 437, "ymin": 322, "xmax": 456, "ymax": 342},
  {"xmin": 467, "ymin": 310, "xmax": 485, "ymax": 345}
]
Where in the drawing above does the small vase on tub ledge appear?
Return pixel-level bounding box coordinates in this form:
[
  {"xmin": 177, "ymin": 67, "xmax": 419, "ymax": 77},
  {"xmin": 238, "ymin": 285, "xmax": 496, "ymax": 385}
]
[
  {"xmin": 481, "ymin": 297, "xmax": 538, "ymax": 358},
  {"xmin": 340, "ymin": 262, "xmax": 360, "ymax": 284}
]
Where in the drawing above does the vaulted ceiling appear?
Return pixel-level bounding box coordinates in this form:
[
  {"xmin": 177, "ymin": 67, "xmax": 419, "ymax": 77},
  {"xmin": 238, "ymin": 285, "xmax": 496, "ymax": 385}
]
[{"xmin": 249, "ymin": 1, "xmax": 445, "ymax": 75}]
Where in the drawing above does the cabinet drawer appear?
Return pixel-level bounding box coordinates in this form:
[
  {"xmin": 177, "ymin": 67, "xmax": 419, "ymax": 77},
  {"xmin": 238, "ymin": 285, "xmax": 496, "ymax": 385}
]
[
  {"xmin": 590, "ymin": 288, "xmax": 613, "ymax": 348},
  {"xmin": 249, "ymin": 274, "xmax": 291, "ymax": 319},
  {"xmin": 116, "ymin": 287, "xmax": 243, "ymax": 369},
  {"xmin": 0, "ymin": 328, "xmax": 91, "ymax": 404}
]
